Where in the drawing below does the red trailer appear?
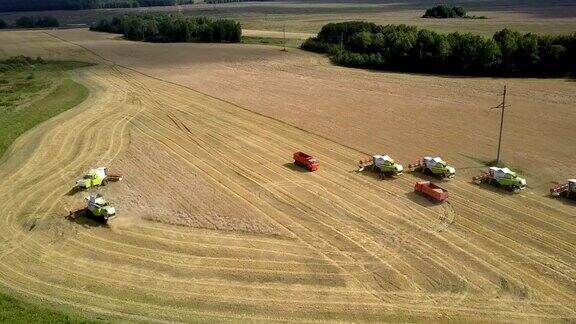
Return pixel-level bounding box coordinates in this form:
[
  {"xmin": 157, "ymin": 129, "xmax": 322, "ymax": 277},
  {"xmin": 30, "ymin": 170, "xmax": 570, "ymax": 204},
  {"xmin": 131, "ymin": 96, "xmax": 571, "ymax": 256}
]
[
  {"xmin": 293, "ymin": 152, "xmax": 320, "ymax": 172},
  {"xmin": 414, "ymin": 181, "xmax": 449, "ymax": 202}
]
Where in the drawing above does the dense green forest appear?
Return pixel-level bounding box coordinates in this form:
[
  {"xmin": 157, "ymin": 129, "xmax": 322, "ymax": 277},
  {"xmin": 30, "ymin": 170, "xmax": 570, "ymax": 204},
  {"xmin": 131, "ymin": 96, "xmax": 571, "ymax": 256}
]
[
  {"xmin": 301, "ymin": 22, "xmax": 576, "ymax": 77},
  {"xmin": 0, "ymin": 0, "xmax": 194, "ymax": 12},
  {"xmin": 0, "ymin": 16, "xmax": 59, "ymax": 29},
  {"xmin": 91, "ymin": 13, "xmax": 242, "ymax": 43}
]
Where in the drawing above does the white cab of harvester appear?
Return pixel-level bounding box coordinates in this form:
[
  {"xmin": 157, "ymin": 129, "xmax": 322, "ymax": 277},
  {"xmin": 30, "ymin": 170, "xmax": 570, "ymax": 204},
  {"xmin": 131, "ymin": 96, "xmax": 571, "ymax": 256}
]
[
  {"xmin": 569, "ymin": 179, "xmax": 576, "ymax": 192},
  {"xmin": 424, "ymin": 157, "xmax": 455, "ymax": 176},
  {"xmin": 373, "ymin": 155, "xmax": 393, "ymax": 167},
  {"xmin": 86, "ymin": 194, "xmax": 116, "ymax": 217},
  {"xmin": 490, "ymin": 167, "xmax": 523, "ymax": 180}
]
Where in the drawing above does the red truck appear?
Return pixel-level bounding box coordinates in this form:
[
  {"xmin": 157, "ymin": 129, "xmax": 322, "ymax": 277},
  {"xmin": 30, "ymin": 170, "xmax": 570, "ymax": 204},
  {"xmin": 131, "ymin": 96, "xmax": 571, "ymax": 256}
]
[
  {"xmin": 293, "ymin": 152, "xmax": 320, "ymax": 172},
  {"xmin": 414, "ymin": 181, "xmax": 448, "ymax": 202}
]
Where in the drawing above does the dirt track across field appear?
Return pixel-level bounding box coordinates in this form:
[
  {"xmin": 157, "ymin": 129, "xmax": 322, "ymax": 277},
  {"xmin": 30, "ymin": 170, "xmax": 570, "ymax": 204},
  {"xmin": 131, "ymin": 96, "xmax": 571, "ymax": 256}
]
[{"xmin": 0, "ymin": 30, "xmax": 574, "ymax": 322}]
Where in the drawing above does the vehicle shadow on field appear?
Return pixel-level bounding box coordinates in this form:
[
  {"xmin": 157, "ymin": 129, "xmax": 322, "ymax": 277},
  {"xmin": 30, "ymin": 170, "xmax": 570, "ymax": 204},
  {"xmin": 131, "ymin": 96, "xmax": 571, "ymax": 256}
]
[
  {"xmin": 467, "ymin": 180, "xmax": 516, "ymax": 197},
  {"xmin": 408, "ymin": 171, "xmax": 449, "ymax": 183},
  {"xmin": 546, "ymin": 194, "xmax": 576, "ymax": 207},
  {"xmin": 352, "ymin": 169, "xmax": 398, "ymax": 181},
  {"xmin": 66, "ymin": 211, "xmax": 108, "ymax": 228},
  {"xmin": 283, "ymin": 162, "xmax": 310, "ymax": 173},
  {"xmin": 65, "ymin": 186, "xmax": 81, "ymax": 196},
  {"xmin": 404, "ymin": 191, "xmax": 439, "ymax": 207}
]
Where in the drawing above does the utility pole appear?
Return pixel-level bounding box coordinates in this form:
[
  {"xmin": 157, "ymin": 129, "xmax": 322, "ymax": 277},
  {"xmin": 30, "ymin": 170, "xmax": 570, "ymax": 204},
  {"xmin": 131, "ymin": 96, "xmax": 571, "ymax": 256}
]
[
  {"xmin": 339, "ymin": 32, "xmax": 344, "ymax": 52},
  {"xmin": 490, "ymin": 85, "xmax": 509, "ymax": 164},
  {"xmin": 282, "ymin": 24, "xmax": 287, "ymax": 52}
]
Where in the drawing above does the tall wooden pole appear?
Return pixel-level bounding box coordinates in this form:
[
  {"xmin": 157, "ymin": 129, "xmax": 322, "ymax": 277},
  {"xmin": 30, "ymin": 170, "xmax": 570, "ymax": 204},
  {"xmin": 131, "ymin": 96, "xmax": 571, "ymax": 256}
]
[
  {"xmin": 283, "ymin": 24, "xmax": 286, "ymax": 52},
  {"xmin": 496, "ymin": 85, "xmax": 507, "ymax": 164}
]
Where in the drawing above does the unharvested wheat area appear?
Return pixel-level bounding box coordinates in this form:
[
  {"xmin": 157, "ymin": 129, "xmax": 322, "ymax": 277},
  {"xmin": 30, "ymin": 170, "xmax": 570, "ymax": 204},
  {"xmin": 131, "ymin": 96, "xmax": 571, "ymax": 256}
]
[{"xmin": 0, "ymin": 16, "xmax": 574, "ymax": 322}]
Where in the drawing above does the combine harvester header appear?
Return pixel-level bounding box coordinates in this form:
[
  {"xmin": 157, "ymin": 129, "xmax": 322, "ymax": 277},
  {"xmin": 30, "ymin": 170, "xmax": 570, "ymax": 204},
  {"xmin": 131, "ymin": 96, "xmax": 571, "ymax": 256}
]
[{"xmin": 550, "ymin": 179, "xmax": 576, "ymax": 199}]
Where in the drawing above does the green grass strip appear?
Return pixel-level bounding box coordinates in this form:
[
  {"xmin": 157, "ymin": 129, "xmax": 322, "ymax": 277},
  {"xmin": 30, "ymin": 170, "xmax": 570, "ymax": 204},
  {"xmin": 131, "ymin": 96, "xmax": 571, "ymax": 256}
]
[
  {"xmin": 0, "ymin": 78, "xmax": 88, "ymax": 158},
  {"xmin": 0, "ymin": 291, "xmax": 97, "ymax": 323}
]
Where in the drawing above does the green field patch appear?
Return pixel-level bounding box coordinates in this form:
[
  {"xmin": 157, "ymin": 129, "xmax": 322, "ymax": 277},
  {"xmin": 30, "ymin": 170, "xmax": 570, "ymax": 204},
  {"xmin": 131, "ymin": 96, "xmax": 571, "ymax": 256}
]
[
  {"xmin": 0, "ymin": 291, "xmax": 98, "ymax": 323},
  {"xmin": 0, "ymin": 57, "xmax": 91, "ymax": 159}
]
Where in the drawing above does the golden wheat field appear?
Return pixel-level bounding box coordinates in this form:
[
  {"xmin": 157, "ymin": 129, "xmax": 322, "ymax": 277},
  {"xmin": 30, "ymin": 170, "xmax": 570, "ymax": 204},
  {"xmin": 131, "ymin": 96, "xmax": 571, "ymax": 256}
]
[{"xmin": 0, "ymin": 28, "xmax": 574, "ymax": 322}]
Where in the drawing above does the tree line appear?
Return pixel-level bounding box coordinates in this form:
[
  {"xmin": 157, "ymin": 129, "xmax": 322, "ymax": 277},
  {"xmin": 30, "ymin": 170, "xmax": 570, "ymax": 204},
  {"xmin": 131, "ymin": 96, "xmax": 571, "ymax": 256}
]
[
  {"xmin": 0, "ymin": 0, "xmax": 194, "ymax": 12},
  {"xmin": 423, "ymin": 5, "xmax": 466, "ymax": 18},
  {"xmin": 0, "ymin": 56, "xmax": 46, "ymax": 73},
  {"xmin": 301, "ymin": 22, "xmax": 576, "ymax": 77},
  {"xmin": 91, "ymin": 13, "xmax": 242, "ymax": 43},
  {"xmin": 205, "ymin": 0, "xmax": 273, "ymax": 3},
  {"xmin": 0, "ymin": 16, "xmax": 60, "ymax": 29},
  {"xmin": 422, "ymin": 5, "xmax": 486, "ymax": 19},
  {"xmin": 80, "ymin": 0, "xmax": 195, "ymax": 10},
  {"xmin": 15, "ymin": 16, "xmax": 60, "ymax": 28}
]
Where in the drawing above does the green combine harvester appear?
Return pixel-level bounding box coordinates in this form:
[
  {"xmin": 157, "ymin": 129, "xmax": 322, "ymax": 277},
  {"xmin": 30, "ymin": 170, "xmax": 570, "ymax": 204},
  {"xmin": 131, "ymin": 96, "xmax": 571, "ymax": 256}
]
[
  {"xmin": 75, "ymin": 167, "xmax": 123, "ymax": 190},
  {"xmin": 409, "ymin": 156, "xmax": 456, "ymax": 179},
  {"xmin": 86, "ymin": 195, "xmax": 116, "ymax": 221},
  {"xmin": 358, "ymin": 155, "xmax": 404, "ymax": 177},
  {"xmin": 473, "ymin": 167, "xmax": 527, "ymax": 192},
  {"xmin": 69, "ymin": 194, "xmax": 117, "ymax": 223}
]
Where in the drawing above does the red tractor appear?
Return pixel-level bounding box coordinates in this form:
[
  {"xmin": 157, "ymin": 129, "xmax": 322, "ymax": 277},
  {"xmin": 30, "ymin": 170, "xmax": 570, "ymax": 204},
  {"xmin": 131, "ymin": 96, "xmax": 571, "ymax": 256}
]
[{"xmin": 293, "ymin": 152, "xmax": 319, "ymax": 172}]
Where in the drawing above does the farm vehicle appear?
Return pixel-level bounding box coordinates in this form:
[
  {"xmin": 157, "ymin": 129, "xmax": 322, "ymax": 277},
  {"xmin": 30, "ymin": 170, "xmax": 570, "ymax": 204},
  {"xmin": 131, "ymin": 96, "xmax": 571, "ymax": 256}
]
[
  {"xmin": 550, "ymin": 179, "xmax": 576, "ymax": 199},
  {"xmin": 75, "ymin": 167, "xmax": 122, "ymax": 190},
  {"xmin": 293, "ymin": 152, "xmax": 320, "ymax": 171},
  {"xmin": 473, "ymin": 167, "xmax": 526, "ymax": 192},
  {"xmin": 409, "ymin": 157, "xmax": 455, "ymax": 179},
  {"xmin": 414, "ymin": 181, "xmax": 449, "ymax": 202},
  {"xmin": 69, "ymin": 194, "xmax": 117, "ymax": 223},
  {"xmin": 358, "ymin": 155, "xmax": 403, "ymax": 177}
]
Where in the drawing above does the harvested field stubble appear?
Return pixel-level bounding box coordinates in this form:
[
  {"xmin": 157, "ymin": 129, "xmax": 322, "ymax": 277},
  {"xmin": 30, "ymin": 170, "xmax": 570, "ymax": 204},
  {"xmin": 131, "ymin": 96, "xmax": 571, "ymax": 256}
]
[{"xmin": 0, "ymin": 29, "xmax": 574, "ymax": 322}]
